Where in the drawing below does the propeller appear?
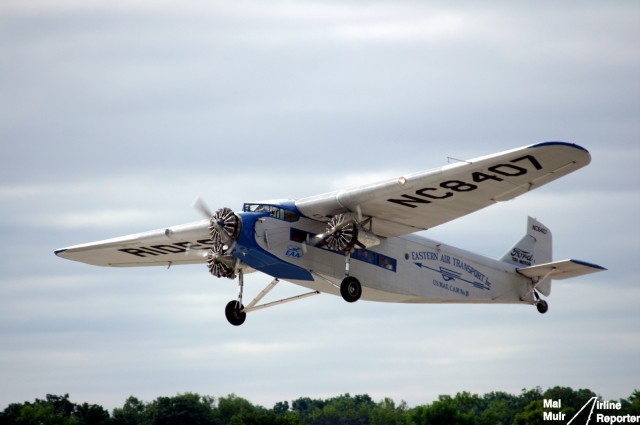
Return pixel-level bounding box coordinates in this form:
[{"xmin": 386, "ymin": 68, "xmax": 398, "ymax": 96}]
[
  {"xmin": 207, "ymin": 241, "xmax": 237, "ymax": 278},
  {"xmin": 209, "ymin": 207, "xmax": 241, "ymax": 244},
  {"xmin": 192, "ymin": 197, "xmax": 242, "ymax": 279},
  {"xmin": 192, "ymin": 197, "xmax": 242, "ymax": 244},
  {"xmin": 304, "ymin": 206, "xmax": 378, "ymax": 254},
  {"xmin": 192, "ymin": 197, "xmax": 213, "ymax": 219},
  {"xmin": 306, "ymin": 214, "xmax": 358, "ymax": 253}
]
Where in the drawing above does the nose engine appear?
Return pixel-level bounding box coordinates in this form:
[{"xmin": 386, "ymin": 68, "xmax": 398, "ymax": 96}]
[{"xmin": 206, "ymin": 207, "xmax": 242, "ymax": 278}]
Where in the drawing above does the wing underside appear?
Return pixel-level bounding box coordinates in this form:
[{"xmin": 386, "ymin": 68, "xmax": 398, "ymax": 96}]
[
  {"xmin": 55, "ymin": 220, "xmax": 212, "ymax": 267},
  {"xmin": 296, "ymin": 142, "xmax": 591, "ymax": 237}
]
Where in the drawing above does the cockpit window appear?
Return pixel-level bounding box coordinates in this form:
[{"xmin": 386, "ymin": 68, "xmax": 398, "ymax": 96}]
[{"xmin": 243, "ymin": 204, "xmax": 299, "ymax": 222}]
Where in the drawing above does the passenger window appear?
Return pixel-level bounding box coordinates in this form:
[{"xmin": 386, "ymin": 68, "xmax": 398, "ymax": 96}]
[
  {"xmin": 284, "ymin": 210, "xmax": 299, "ymax": 222},
  {"xmin": 378, "ymin": 255, "xmax": 396, "ymax": 272}
]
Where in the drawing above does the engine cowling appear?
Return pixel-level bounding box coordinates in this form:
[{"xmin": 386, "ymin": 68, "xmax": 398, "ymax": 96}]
[
  {"xmin": 324, "ymin": 214, "xmax": 358, "ymax": 252},
  {"xmin": 207, "ymin": 242, "xmax": 237, "ymax": 278},
  {"xmin": 209, "ymin": 207, "xmax": 242, "ymax": 244},
  {"xmin": 207, "ymin": 207, "xmax": 242, "ymax": 279}
]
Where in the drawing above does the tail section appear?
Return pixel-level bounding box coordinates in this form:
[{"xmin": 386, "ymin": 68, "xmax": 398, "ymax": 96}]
[
  {"xmin": 500, "ymin": 217, "xmax": 553, "ymax": 295},
  {"xmin": 517, "ymin": 260, "xmax": 607, "ymax": 281},
  {"xmin": 501, "ymin": 217, "xmax": 607, "ymax": 298},
  {"xmin": 501, "ymin": 216, "xmax": 552, "ymax": 267}
]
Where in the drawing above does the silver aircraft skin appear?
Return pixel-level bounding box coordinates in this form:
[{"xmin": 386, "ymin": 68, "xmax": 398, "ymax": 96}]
[{"xmin": 55, "ymin": 142, "xmax": 606, "ymax": 325}]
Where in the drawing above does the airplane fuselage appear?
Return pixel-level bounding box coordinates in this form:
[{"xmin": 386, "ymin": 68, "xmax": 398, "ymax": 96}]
[{"xmin": 242, "ymin": 209, "xmax": 533, "ymax": 305}]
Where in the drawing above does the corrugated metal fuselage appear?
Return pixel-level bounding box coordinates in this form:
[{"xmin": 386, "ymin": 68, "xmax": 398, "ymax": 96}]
[{"xmin": 251, "ymin": 215, "xmax": 534, "ymax": 305}]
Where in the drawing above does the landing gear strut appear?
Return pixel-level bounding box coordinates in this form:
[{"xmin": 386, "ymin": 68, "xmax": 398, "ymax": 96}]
[
  {"xmin": 339, "ymin": 251, "xmax": 362, "ymax": 303},
  {"xmin": 522, "ymin": 275, "xmax": 551, "ymax": 315},
  {"xmin": 224, "ymin": 269, "xmax": 320, "ymax": 326},
  {"xmin": 225, "ymin": 269, "xmax": 247, "ymax": 326}
]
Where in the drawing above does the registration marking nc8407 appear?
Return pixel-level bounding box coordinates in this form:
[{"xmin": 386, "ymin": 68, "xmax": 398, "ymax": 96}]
[{"xmin": 387, "ymin": 155, "xmax": 543, "ymax": 208}]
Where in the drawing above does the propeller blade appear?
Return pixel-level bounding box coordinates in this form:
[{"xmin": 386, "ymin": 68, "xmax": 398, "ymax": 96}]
[
  {"xmin": 192, "ymin": 197, "xmax": 213, "ymax": 218},
  {"xmin": 184, "ymin": 243, "xmax": 209, "ymax": 258}
]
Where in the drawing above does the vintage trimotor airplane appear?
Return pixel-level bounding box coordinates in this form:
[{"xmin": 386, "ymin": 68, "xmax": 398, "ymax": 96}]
[{"xmin": 55, "ymin": 142, "xmax": 606, "ymax": 326}]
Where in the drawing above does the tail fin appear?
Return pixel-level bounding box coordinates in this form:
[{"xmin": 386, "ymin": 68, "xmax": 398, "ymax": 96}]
[{"xmin": 500, "ymin": 217, "xmax": 553, "ymax": 295}]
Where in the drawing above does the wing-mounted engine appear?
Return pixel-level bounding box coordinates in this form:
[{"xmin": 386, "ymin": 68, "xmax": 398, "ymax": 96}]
[
  {"xmin": 323, "ymin": 214, "xmax": 358, "ymax": 252},
  {"xmin": 207, "ymin": 207, "xmax": 242, "ymax": 279},
  {"xmin": 316, "ymin": 213, "xmax": 380, "ymax": 253}
]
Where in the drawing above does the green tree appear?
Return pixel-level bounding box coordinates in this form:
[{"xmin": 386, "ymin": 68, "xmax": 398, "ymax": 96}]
[
  {"xmin": 15, "ymin": 403, "xmax": 76, "ymax": 425},
  {"xmin": 452, "ymin": 392, "xmax": 486, "ymax": 417},
  {"xmin": 112, "ymin": 396, "xmax": 147, "ymax": 425},
  {"xmin": 74, "ymin": 402, "xmax": 110, "ymax": 425},
  {"xmin": 0, "ymin": 403, "xmax": 24, "ymax": 425},
  {"xmin": 231, "ymin": 410, "xmax": 303, "ymax": 425},
  {"xmin": 543, "ymin": 386, "xmax": 595, "ymax": 419},
  {"xmin": 215, "ymin": 394, "xmax": 258, "ymax": 425},
  {"xmin": 513, "ymin": 400, "xmax": 546, "ymax": 425},
  {"xmin": 291, "ymin": 397, "xmax": 326, "ymax": 423},
  {"xmin": 47, "ymin": 394, "xmax": 76, "ymax": 417},
  {"xmin": 620, "ymin": 390, "xmax": 640, "ymax": 415},
  {"xmin": 371, "ymin": 397, "xmax": 408, "ymax": 425},
  {"xmin": 422, "ymin": 395, "xmax": 475, "ymax": 425},
  {"xmin": 273, "ymin": 401, "xmax": 290, "ymax": 416},
  {"xmin": 517, "ymin": 387, "xmax": 544, "ymax": 413},
  {"xmin": 477, "ymin": 391, "xmax": 518, "ymax": 425},
  {"xmin": 145, "ymin": 393, "xmax": 215, "ymax": 425},
  {"xmin": 407, "ymin": 395, "xmax": 476, "ymax": 425},
  {"xmin": 0, "ymin": 394, "xmax": 107, "ymax": 425},
  {"xmin": 308, "ymin": 393, "xmax": 375, "ymax": 425}
]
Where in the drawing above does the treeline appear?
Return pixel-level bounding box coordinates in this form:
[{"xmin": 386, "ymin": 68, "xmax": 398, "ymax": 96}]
[{"xmin": 1, "ymin": 387, "xmax": 638, "ymax": 425}]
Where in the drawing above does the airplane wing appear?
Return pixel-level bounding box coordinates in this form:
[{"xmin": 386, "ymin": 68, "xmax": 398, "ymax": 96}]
[
  {"xmin": 295, "ymin": 142, "xmax": 591, "ymax": 237},
  {"xmin": 55, "ymin": 220, "xmax": 212, "ymax": 267},
  {"xmin": 517, "ymin": 259, "xmax": 607, "ymax": 280}
]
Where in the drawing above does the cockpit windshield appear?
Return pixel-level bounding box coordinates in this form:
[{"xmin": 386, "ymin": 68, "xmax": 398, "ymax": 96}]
[{"xmin": 242, "ymin": 203, "xmax": 300, "ymax": 222}]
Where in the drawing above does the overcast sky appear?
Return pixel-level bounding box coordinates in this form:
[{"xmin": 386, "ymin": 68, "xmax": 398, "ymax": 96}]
[{"xmin": 1, "ymin": 0, "xmax": 639, "ymax": 411}]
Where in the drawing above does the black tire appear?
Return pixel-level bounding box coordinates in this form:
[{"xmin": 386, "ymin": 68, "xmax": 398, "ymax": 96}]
[
  {"xmin": 536, "ymin": 300, "xmax": 549, "ymax": 314},
  {"xmin": 225, "ymin": 300, "xmax": 246, "ymax": 326},
  {"xmin": 340, "ymin": 276, "xmax": 362, "ymax": 303}
]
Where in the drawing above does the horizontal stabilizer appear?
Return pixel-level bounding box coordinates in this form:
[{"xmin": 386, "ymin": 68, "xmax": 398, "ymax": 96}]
[{"xmin": 517, "ymin": 259, "xmax": 606, "ymax": 280}]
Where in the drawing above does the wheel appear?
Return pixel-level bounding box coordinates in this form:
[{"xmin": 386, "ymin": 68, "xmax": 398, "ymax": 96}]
[
  {"xmin": 536, "ymin": 300, "xmax": 549, "ymax": 314},
  {"xmin": 340, "ymin": 276, "xmax": 362, "ymax": 303},
  {"xmin": 225, "ymin": 300, "xmax": 246, "ymax": 326}
]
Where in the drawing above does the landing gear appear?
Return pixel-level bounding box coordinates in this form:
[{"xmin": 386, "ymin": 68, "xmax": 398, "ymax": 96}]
[
  {"xmin": 225, "ymin": 268, "xmax": 247, "ymax": 326},
  {"xmin": 532, "ymin": 290, "xmax": 549, "ymax": 314},
  {"xmin": 225, "ymin": 301, "xmax": 246, "ymax": 326},
  {"xmin": 536, "ymin": 299, "xmax": 549, "ymax": 314},
  {"xmin": 223, "ymin": 269, "xmax": 320, "ymax": 326},
  {"xmin": 340, "ymin": 276, "xmax": 362, "ymax": 303},
  {"xmin": 522, "ymin": 278, "xmax": 550, "ymax": 315}
]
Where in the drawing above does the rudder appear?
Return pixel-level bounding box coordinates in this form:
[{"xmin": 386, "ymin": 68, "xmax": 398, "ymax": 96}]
[{"xmin": 500, "ymin": 217, "xmax": 553, "ymax": 295}]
